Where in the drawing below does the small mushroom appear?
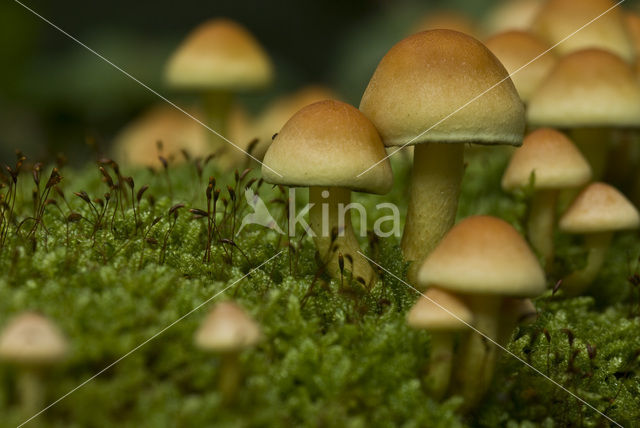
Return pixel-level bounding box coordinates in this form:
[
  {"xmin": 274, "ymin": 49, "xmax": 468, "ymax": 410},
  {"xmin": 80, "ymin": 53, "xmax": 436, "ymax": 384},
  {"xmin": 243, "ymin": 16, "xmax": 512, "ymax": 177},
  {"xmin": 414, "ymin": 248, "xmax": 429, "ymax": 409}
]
[
  {"xmin": 502, "ymin": 128, "xmax": 592, "ymax": 268},
  {"xmin": 195, "ymin": 302, "xmax": 261, "ymax": 405},
  {"xmin": 417, "ymin": 216, "xmax": 546, "ymax": 408},
  {"xmin": 407, "ymin": 288, "xmax": 473, "ymax": 399},
  {"xmin": 0, "ymin": 312, "xmax": 68, "ymax": 418},
  {"xmin": 558, "ymin": 182, "xmax": 640, "ymax": 295},
  {"xmin": 262, "ymin": 100, "xmax": 393, "ymax": 287}
]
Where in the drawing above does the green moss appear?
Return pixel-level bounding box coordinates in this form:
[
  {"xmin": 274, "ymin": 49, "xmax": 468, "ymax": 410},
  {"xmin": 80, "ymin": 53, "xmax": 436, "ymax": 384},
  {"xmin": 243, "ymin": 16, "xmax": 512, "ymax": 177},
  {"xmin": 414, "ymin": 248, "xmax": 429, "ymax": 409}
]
[{"xmin": 0, "ymin": 150, "xmax": 638, "ymax": 427}]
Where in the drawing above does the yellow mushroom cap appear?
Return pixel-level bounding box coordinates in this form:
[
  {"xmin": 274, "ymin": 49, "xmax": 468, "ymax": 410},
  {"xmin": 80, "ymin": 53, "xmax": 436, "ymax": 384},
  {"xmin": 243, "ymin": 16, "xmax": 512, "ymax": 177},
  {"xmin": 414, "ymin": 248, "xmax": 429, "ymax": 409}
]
[
  {"xmin": 501, "ymin": 128, "xmax": 591, "ymax": 191},
  {"xmin": 0, "ymin": 313, "xmax": 68, "ymax": 366},
  {"xmin": 485, "ymin": 0, "xmax": 543, "ymax": 35},
  {"xmin": 417, "ymin": 216, "xmax": 546, "ymax": 297},
  {"xmin": 165, "ymin": 18, "xmax": 273, "ymax": 90},
  {"xmin": 485, "ymin": 31, "xmax": 557, "ymax": 102},
  {"xmin": 359, "ymin": 30, "xmax": 525, "ymax": 147},
  {"xmin": 194, "ymin": 302, "xmax": 261, "ymax": 352},
  {"xmin": 559, "ymin": 182, "xmax": 640, "ymax": 234},
  {"xmin": 527, "ymin": 49, "xmax": 640, "ymax": 128},
  {"xmin": 261, "ymin": 100, "xmax": 393, "ymax": 194},
  {"xmin": 407, "ymin": 288, "xmax": 473, "ymax": 331},
  {"xmin": 532, "ymin": 0, "xmax": 635, "ymax": 63}
]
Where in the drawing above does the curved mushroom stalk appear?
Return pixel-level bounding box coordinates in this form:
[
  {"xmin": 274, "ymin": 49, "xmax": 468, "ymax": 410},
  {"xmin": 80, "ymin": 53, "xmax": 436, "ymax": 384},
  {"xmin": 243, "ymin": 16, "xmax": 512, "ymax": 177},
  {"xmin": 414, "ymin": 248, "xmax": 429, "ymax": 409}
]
[
  {"xmin": 309, "ymin": 187, "xmax": 375, "ymax": 288},
  {"xmin": 202, "ymin": 90, "xmax": 233, "ymax": 147},
  {"xmin": 562, "ymin": 232, "xmax": 612, "ymax": 295},
  {"xmin": 425, "ymin": 332, "xmax": 457, "ymax": 400},
  {"xmin": 570, "ymin": 128, "xmax": 610, "ymax": 180},
  {"xmin": 219, "ymin": 352, "xmax": 241, "ymax": 405},
  {"xmin": 17, "ymin": 369, "xmax": 44, "ymax": 419},
  {"xmin": 527, "ymin": 189, "xmax": 558, "ymax": 269},
  {"xmin": 403, "ymin": 143, "xmax": 464, "ymax": 282}
]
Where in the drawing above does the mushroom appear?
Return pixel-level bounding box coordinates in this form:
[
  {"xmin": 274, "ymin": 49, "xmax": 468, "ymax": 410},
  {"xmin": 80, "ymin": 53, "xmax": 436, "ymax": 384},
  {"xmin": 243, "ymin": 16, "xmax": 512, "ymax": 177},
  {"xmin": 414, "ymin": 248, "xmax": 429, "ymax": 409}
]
[
  {"xmin": 484, "ymin": 0, "xmax": 543, "ymax": 35},
  {"xmin": 532, "ymin": 0, "xmax": 635, "ymax": 63},
  {"xmin": 261, "ymin": 100, "xmax": 393, "ymax": 287},
  {"xmin": 407, "ymin": 287, "xmax": 473, "ymax": 399},
  {"xmin": 0, "ymin": 312, "xmax": 68, "ymax": 418},
  {"xmin": 502, "ymin": 128, "xmax": 592, "ymax": 268},
  {"xmin": 359, "ymin": 30, "xmax": 525, "ymax": 278},
  {"xmin": 527, "ymin": 49, "xmax": 640, "ymax": 178},
  {"xmin": 485, "ymin": 31, "xmax": 557, "ymax": 104},
  {"xmin": 165, "ymin": 18, "xmax": 273, "ymax": 168},
  {"xmin": 417, "ymin": 216, "xmax": 546, "ymax": 408},
  {"xmin": 558, "ymin": 182, "xmax": 640, "ymax": 295},
  {"xmin": 194, "ymin": 301, "xmax": 261, "ymax": 405}
]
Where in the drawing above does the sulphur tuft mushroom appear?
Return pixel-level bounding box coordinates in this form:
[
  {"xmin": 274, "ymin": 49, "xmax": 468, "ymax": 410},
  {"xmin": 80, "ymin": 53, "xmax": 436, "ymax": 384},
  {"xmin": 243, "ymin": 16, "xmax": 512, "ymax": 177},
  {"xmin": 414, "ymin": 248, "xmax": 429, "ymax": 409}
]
[
  {"xmin": 407, "ymin": 287, "xmax": 473, "ymax": 399},
  {"xmin": 195, "ymin": 301, "xmax": 261, "ymax": 405},
  {"xmin": 417, "ymin": 216, "xmax": 546, "ymax": 408},
  {"xmin": 0, "ymin": 312, "xmax": 68, "ymax": 418},
  {"xmin": 359, "ymin": 30, "xmax": 525, "ymax": 279},
  {"xmin": 262, "ymin": 100, "xmax": 393, "ymax": 288},
  {"xmin": 558, "ymin": 182, "xmax": 640, "ymax": 295},
  {"xmin": 502, "ymin": 128, "xmax": 592, "ymax": 268}
]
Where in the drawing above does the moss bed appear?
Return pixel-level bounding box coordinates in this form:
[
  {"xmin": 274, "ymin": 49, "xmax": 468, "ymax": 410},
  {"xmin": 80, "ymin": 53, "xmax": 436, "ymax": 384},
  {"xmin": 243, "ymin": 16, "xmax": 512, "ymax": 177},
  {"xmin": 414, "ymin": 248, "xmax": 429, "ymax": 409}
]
[{"xmin": 0, "ymin": 148, "xmax": 639, "ymax": 427}]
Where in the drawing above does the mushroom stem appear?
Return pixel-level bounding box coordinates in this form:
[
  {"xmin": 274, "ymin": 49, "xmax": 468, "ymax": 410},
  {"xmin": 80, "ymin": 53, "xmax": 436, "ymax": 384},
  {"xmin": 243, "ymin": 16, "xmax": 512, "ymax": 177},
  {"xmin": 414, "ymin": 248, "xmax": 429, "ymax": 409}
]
[
  {"xmin": 309, "ymin": 187, "xmax": 375, "ymax": 287},
  {"xmin": 202, "ymin": 90, "xmax": 234, "ymax": 149},
  {"xmin": 402, "ymin": 143, "xmax": 464, "ymax": 282},
  {"xmin": 218, "ymin": 352, "xmax": 241, "ymax": 405},
  {"xmin": 562, "ymin": 232, "xmax": 612, "ymax": 295},
  {"xmin": 570, "ymin": 128, "xmax": 609, "ymax": 180},
  {"xmin": 17, "ymin": 369, "xmax": 44, "ymax": 419},
  {"xmin": 455, "ymin": 295, "xmax": 500, "ymax": 410},
  {"xmin": 527, "ymin": 189, "xmax": 558, "ymax": 270},
  {"xmin": 425, "ymin": 332, "xmax": 456, "ymax": 400}
]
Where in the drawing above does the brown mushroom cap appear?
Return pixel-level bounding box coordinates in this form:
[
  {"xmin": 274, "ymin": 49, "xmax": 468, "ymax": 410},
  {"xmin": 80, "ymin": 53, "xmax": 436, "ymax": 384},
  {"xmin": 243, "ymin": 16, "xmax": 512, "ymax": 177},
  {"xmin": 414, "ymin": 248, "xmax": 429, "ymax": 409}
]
[
  {"xmin": 417, "ymin": 216, "xmax": 546, "ymax": 296},
  {"xmin": 261, "ymin": 100, "xmax": 393, "ymax": 194},
  {"xmin": 502, "ymin": 128, "xmax": 592, "ymax": 191},
  {"xmin": 407, "ymin": 288, "xmax": 473, "ymax": 331},
  {"xmin": 532, "ymin": 0, "xmax": 635, "ymax": 63},
  {"xmin": 527, "ymin": 49, "xmax": 640, "ymax": 128},
  {"xmin": 194, "ymin": 302, "xmax": 261, "ymax": 352},
  {"xmin": 0, "ymin": 313, "xmax": 68, "ymax": 366},
  {"xmin": 559, "ymin": 182, "xmax": 640, "ymax": 234},
  {"xmin": 359, "ymin": 30, "xmax": 525, "ymax": 147},
  {"xmin": 165, "ymin": 18, "xmax": 272, "ymax": 90},
  {"xmin": 485, "ymin": 31, "xmax": 557, "ymax": 102}
]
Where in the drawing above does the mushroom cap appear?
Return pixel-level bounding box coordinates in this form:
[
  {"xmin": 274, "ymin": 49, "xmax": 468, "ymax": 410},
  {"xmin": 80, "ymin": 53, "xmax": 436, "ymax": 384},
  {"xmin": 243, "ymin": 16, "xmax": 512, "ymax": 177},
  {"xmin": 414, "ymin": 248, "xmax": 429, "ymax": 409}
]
[
  {"xmin": 165, "ymin": 18, "xmax": 273, "ymax": 91},
  {"xmin": 527, "ymin": 49, "xmax": 640, "ymax": 128},
  {"xmin": 359, "ymin": 30, "xmax": 525, "ymax": 147},
  {"xmin": 0, "ymin": 312, "xmax": 68, "ymax": 366},
  {"xmin": 532, "ymin": 0, "xmax": 635, "ymax": 63},
  {"xmin": 417, "ymin": 216, "xmax": 546, "ymax": 297},
  {"xmin": 485, "ymin": 31, "xmax": 557, "ymax": 102},
  {"xmin": 112, "ymin": 104, "xmax": 209, "ymax": 168},
  {"xmin": 407, "ymin": 288, "xmax": 473, "ymax": 331},
  {"xmin": 559, "ymin": 182, "xmax": 640, "ymax": 234},
  {"xmin": 194, "ymin": 302, "xmax": 261, "ymax": 352},
  {"xmin": 261, "ymin": 100, "xmax": 393, "ymax": 194},
  {"xmin": 485, "ymin": 0, "xmax": 543, "ymax": 35},
  {"xmin": 501, "ymin": 128, "xmax": 592, "ymax": 191}
]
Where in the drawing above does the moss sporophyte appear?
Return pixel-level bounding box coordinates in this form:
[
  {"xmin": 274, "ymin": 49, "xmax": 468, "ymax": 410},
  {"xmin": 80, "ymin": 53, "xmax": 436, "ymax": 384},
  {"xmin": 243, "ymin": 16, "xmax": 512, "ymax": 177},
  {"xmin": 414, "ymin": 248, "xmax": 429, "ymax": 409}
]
[{"xmin": 0, "ymin": 146, "xmax": 638, "ymax": 427}]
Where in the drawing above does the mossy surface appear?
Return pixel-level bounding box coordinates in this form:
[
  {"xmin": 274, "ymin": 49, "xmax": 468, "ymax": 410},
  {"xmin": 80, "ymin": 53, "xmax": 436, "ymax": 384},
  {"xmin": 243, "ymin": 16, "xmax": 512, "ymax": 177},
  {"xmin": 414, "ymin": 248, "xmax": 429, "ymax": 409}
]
[{"xmin": 0, "ymin": 149, "xmax": 638, "ymax": 427}]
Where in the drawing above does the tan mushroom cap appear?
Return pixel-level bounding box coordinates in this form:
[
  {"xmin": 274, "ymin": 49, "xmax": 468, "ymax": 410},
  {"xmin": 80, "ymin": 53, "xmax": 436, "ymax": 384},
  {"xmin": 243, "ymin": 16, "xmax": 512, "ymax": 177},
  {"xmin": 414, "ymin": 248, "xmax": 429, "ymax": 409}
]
[
  {"xmin": 407, "ymin": 288, "xmax": 473, "ymax": 331},
  {"xmin": 418, "ymin": 216, "xmax": 546, "ymax": 296},
  {"xmin": 195, "ymin": 302, "xmax": 261, "ymax": 352},
  {"xmin": 502, "ymin": 128, "xmax": 591, "ymax": 191},
  {"xmin": 485, "ymin": 0, "xmax": 543, "ymax": 35},
  {"xmin": 532, "ymin": 0, "xmax": 635, "ymax": 63},
  {"xmin": 485, "ymin": 31, "xmax": 557, "ymax": 102},
  {"xmin": 261, "ymin": 100, "xmax": 393, "ymax": 194},
  {"xmin": 527, "ymin": 49, "xmax": 640, "ymax": 128},
  {"xmin": 0, "ymin": 313, "xmax": 68, "ymax": 366},
  {"xmin": 165, "ymin": 18, "xmax": 273, "ymax": 90},
  {"xmin": 359, "ymin": 30, "xmax": 525, "ymax": 147},
  {"xmin": 559, "ymin": 182, "xmax": 640, "ymax": 234}
]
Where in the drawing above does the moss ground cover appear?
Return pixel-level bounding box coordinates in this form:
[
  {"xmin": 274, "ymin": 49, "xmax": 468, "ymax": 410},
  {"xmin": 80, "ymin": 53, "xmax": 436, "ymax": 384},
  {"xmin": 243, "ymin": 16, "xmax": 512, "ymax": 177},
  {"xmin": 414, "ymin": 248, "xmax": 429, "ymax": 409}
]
[{"xmin": 0, "ymin": 148, "xmax": 638, "ymax": 427}]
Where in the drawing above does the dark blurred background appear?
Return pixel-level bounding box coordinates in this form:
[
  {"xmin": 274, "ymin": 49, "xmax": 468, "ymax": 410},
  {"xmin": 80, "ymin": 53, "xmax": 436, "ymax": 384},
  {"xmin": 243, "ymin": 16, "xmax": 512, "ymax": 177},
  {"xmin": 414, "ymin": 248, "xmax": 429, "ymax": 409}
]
[{"xmin": 0, "ymin": 0, "xmax": 637, "ymax": 164}]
